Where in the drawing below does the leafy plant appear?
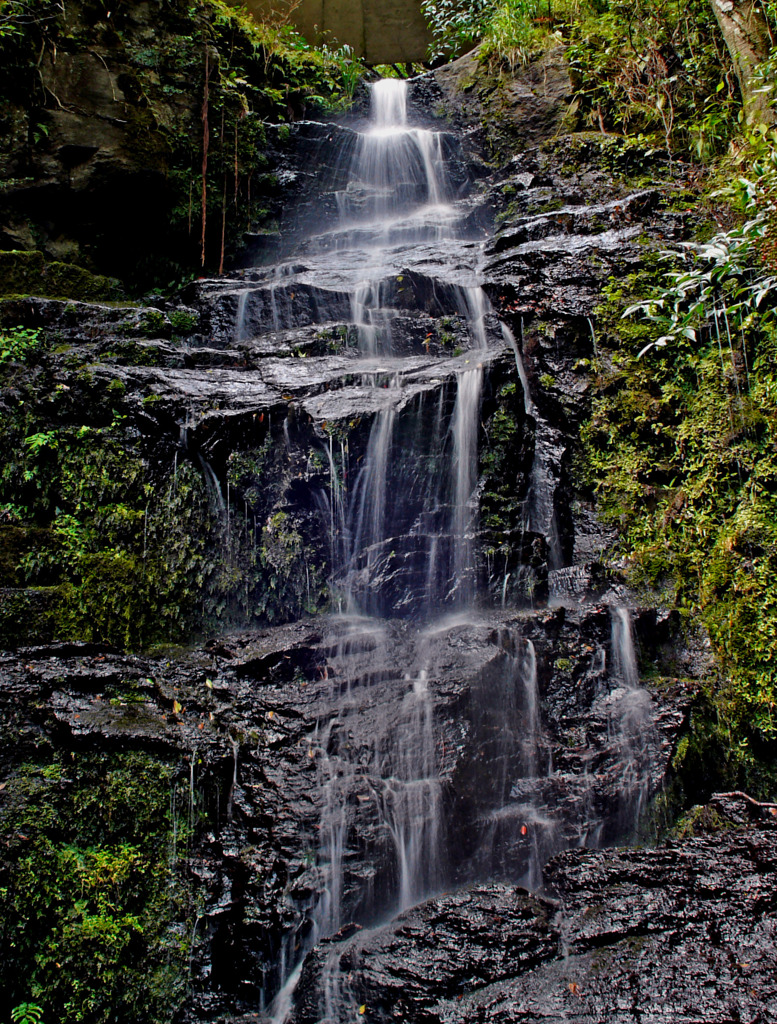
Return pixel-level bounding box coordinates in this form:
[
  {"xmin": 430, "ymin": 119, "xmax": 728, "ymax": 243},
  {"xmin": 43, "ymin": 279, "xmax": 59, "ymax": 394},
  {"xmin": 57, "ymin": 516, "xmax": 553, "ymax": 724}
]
[
  {"xmin": 583, "ymin": 237, "xmax": 777, "ymax": 798},
  {"xmin": 563, "ymin": 0, "xmax": 738, "ymax": 159},
  {"xmin": 625, "ymin": 114, "xmax": 777, "ymax": 356},
  {"xmin": 625, "ymin": 214, "xmax": 777, "ymax": 357},
  {"xmin": 0, "ymin": 326, "xmax": 42, "ymax": 365},
  {"xmin": 10, "ymin": 1005, "xmax": 43, "ymax": 1024},
  {"xmin": 0, "ymin": 752, "xmax": 197, "ymax": 1023},
  {"xmin": 421, "ymin": 0, "xmax": 491, "ymax": 60},
  {"xmin": 421, "ymin": 0, "xmax": 549, "ymax": 63}
]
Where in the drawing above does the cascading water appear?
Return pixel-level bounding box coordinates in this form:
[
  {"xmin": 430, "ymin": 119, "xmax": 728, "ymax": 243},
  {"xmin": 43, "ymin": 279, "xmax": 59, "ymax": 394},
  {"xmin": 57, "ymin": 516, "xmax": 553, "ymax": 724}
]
[
  {"xmin": 302, "ymin": 79, "xmax": 494, "ymax": 618},
  {"xmin": 245, "ymin": 79, "xmax": 666, "ymax": 1022},
  {"xmin": 451, "ymin": 365, "xmax": 483, "ymax": 605},
  {"xmin": 608, "ymin": 606, "xmax": 657, "ymax": 834},
  {"xmin": 380, "ymin": 667, "xmax": 443, "ymax": 911},
  {"xmin": 304, "ymin": 82, "xmax": 483, "ymax": 944}
]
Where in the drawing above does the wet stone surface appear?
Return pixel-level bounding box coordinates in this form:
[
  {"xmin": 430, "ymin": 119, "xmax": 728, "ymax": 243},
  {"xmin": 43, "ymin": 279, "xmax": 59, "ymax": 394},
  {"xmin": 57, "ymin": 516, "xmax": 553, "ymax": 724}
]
[
  {"xmin": 287, "ymin": 794, "xmax": 777, "ymax": 1024},
  {"xmin": 0, "ymin": 602, "xmax": 700, "ymax": 1018},
  {"xmin": 0, "ymin": 54, "xmax": 731, "ymax": 1024}
]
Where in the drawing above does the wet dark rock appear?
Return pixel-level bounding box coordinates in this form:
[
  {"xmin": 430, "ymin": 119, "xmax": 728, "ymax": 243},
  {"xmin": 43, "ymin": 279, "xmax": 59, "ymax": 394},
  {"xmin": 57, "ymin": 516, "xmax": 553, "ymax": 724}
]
[
  {"xmin": 0, "ymin": 601, "xmax": 696, "ymax": 1018},
  {"xmin": 0, "ymin": 39, "xmax": 734, "ymax": 1024},
  {"xmin": 413, "ymin": 46, "xmax": 572, "ymax": 159},
  {"xmin": 488, "ymin": 189, "xmax": 662, "ymax": 254},
  {"xmin": 288, "ymin": 794, "xmax": 777, "ymax": 1024}
]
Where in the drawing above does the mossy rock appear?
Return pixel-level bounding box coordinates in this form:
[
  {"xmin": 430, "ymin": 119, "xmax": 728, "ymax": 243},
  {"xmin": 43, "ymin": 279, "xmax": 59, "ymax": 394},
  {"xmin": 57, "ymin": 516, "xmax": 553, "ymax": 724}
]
[
  {"xmin": 0, "ymin": 250, "xmax": 121, "ymax": 301},
  {"xmin": 0, "ymin": 586, "xmax": 62, "ymax": 646},
  {"xmin": 0, "ymin": 526, "xmax": 52, "ymax": 587}
]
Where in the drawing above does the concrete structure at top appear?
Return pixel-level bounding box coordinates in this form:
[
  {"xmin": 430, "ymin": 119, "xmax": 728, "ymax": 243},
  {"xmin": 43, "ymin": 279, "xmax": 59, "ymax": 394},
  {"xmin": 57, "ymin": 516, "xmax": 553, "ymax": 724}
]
[{"xmin": 243, "ymin": 0, "xmax": 431, "ymax": 63}]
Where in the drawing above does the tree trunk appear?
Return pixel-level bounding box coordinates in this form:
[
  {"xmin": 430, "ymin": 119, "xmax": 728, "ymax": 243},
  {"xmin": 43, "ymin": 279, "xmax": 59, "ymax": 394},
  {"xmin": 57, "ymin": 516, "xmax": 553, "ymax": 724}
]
[{"xmin": 709, "ymin": 0, "xmax": 774, "ymax": 123}]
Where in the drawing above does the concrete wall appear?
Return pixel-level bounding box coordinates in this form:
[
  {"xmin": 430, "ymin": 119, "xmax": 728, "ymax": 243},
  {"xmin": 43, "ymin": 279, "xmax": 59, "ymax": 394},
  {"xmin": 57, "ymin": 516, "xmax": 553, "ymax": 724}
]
[{"xmin": 242, "ymin": 0, "xmax": 431, "ymax": 63}]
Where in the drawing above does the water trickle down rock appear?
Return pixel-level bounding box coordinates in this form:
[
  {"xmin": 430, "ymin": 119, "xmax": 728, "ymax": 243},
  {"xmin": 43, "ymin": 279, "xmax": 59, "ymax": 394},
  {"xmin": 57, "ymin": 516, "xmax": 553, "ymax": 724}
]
[{"xmin": 213, "ymin": 79, "xmax": 679, "ymax": 1022}]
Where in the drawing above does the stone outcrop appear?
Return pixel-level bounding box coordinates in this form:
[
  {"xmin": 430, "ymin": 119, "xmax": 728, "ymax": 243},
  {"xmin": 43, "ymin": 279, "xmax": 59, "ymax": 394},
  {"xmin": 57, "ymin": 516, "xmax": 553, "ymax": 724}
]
[
  {"xmin": 0, "ymin": 601, "xmax": 700, "ymax": 1018},
  {"xmin": 289, "ymin": 793, "xmax": 777, "ymax": 1024}
]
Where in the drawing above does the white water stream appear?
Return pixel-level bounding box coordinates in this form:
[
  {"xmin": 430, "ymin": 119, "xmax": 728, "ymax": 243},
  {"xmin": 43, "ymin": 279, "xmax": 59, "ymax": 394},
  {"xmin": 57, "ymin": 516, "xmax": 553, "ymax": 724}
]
[{"xmin": 261, "ymin": 80, "xmax": 659, "ymax": 1023}]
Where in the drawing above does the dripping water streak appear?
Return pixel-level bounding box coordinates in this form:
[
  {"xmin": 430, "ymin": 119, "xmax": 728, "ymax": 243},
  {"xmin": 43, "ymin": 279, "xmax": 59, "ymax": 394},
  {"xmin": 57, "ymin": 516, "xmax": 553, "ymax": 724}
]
[
  {"xmin": 501, "ymin": 321, "xmax": 535, "ymax": 415},
  {"xmin": 452, "ymin": 366, "xmax": 483, "ymax": 605}
]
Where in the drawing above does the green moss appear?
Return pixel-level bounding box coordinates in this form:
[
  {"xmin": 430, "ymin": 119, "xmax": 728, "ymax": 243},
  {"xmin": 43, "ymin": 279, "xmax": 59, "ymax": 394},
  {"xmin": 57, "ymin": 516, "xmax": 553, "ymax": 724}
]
[
  {"xmin": 139, "ymin": 310, "xmax": 170, "ymax": 338},
  {"xmin": 481, "ymin": 382, "xmax": 527, "ymax": 539},
  {"xmin": 581, "ymin": 269, "xmax": 777, "ymax": 799},
  {"xmin": 0, "ymin": 349, "xmax": 330, "ymax": 646},
  {"xmin": 0, "ymin": 252, "xmax": 120, "ymax": 302},
  {"xmin": 672, "ymin": 803, "xmax": 733, "ymax": 838},
  {"xmin": 0, "ymin": 751, "xmax": 195, "ymax": 1023},
  {"xmin": 168, "ymin": 309, "xmax": 199, "ymax": 334}
]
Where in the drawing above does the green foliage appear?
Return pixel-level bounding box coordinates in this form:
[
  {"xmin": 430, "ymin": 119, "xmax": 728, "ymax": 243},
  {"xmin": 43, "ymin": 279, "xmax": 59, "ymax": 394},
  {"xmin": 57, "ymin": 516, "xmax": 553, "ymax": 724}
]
[
  {"xmin": 421, "ymin": 0, "xmax": 549, "ymax": 64},
  {"xmin": 421, "ymin": 0, "xmax": 492, "ymax": 61},
  {"xmin": 168, "ymin": 309, "xmax": 199, "ymax": 334},
  {"xmin": 481, "ymin": 381, "xmax": 532, "ymax": 583},
  {"xmin": 603, "ymin": 101, "xmax": 777, "ymax": 787},
  {"xmin": 0, "ymin": 326, "xmax": 43, "ymax": 365},
  {"xmin": 582, "ymin": 256, "xmax": 777, "ymax": 797},
  {"xmin": 0, "ymin": 751, "xmax": 196, "ymax": 1024},
  {"xmin": 422, "ymin": 0, "xmax": 741, "ymax": 161},
  {"xmin": 0, "ymin": 0, "xmax": 367, "ymax": 290},
  {"xmin": 139, "ymin": 310, "xmax": 170, "ymax": 338},
  {"xmin": 424, "ymin": 0, "xmax": 741, "ymax": 159},
  {"xmin": 563, "ymin": 0, "xmax": 738, "ymax": 159},
  {"xmin": 671, "ymin": 802, "xmax": 731, "ymax": 839},
  {"xmin": 10, "ymin": 1005, "xmax": 43, "ymax": 1024},
  {"xmin": 148, "ymin": 0, "xmax": 366, "ymax": 279},
  {"xmin": 625, "ymin": 199, "xmax": 776, "ymax": 357},
  {"xmin": 0, "ymin": 375, "xmax": 218, "ymax": 645},
  {"xmin": 0, "ymin": 342, "xmax": 330, "ymax": 646}
]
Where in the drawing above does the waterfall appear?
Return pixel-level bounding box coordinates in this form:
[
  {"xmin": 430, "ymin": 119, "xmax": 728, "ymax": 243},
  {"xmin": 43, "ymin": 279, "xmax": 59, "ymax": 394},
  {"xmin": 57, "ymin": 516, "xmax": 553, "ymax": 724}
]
[
  {"xmin": 235, "ymin": 289, "xmax": 249, "ymax": 343},
  {"xmin": 346, "ymin": 402, "xmax": 397, "ymax": 612},
  {"xmin": 607, "ymin": 606, "xmax": 655, "ymax": 836},
  {"xmin": 451, "ymin": 365, "xmax": 483, "ymax": 606},
  {"xmin": 298, "ymin": 83, "xmax": 483, "ymax": 981},
  {"xmin": 236, "ymin": 78, "xmax": 666, "ymax": 1020},
  {"xmin": 611, "ymin": 605, "xmax": 639, "ymax": 688},
  {"xmin": 371, "ymin": 77, "xmax": 407, "ymax": 127},
  {"xmin": 314, "ymin": 78, "xmax": 489, "ymax": 619},
  {"xmin": 379, "ymin": 669, "xmax": 443, "ymax": 910},
  {"xmin": 522, "ymin": 639, "xmax": 540, "ymax": 778}
]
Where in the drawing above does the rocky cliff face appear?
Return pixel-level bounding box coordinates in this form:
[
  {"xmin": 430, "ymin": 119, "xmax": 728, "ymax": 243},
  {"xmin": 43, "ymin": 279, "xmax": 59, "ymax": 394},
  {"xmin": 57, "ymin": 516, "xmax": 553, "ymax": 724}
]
[
  {"xmin": 0, "ymin": 605, "xmax": 701, "ymax": 1019},
  {"xmin": 0, "ymin": 0, "xmax": 362, "ymax": 290},
  {"xmin": 289, "ymin": 793, "xmax": 777, "ymax": 1024},
  {"xmin": 0, "ymin": 43, "xmax": 738, "ymax": 1024}
]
